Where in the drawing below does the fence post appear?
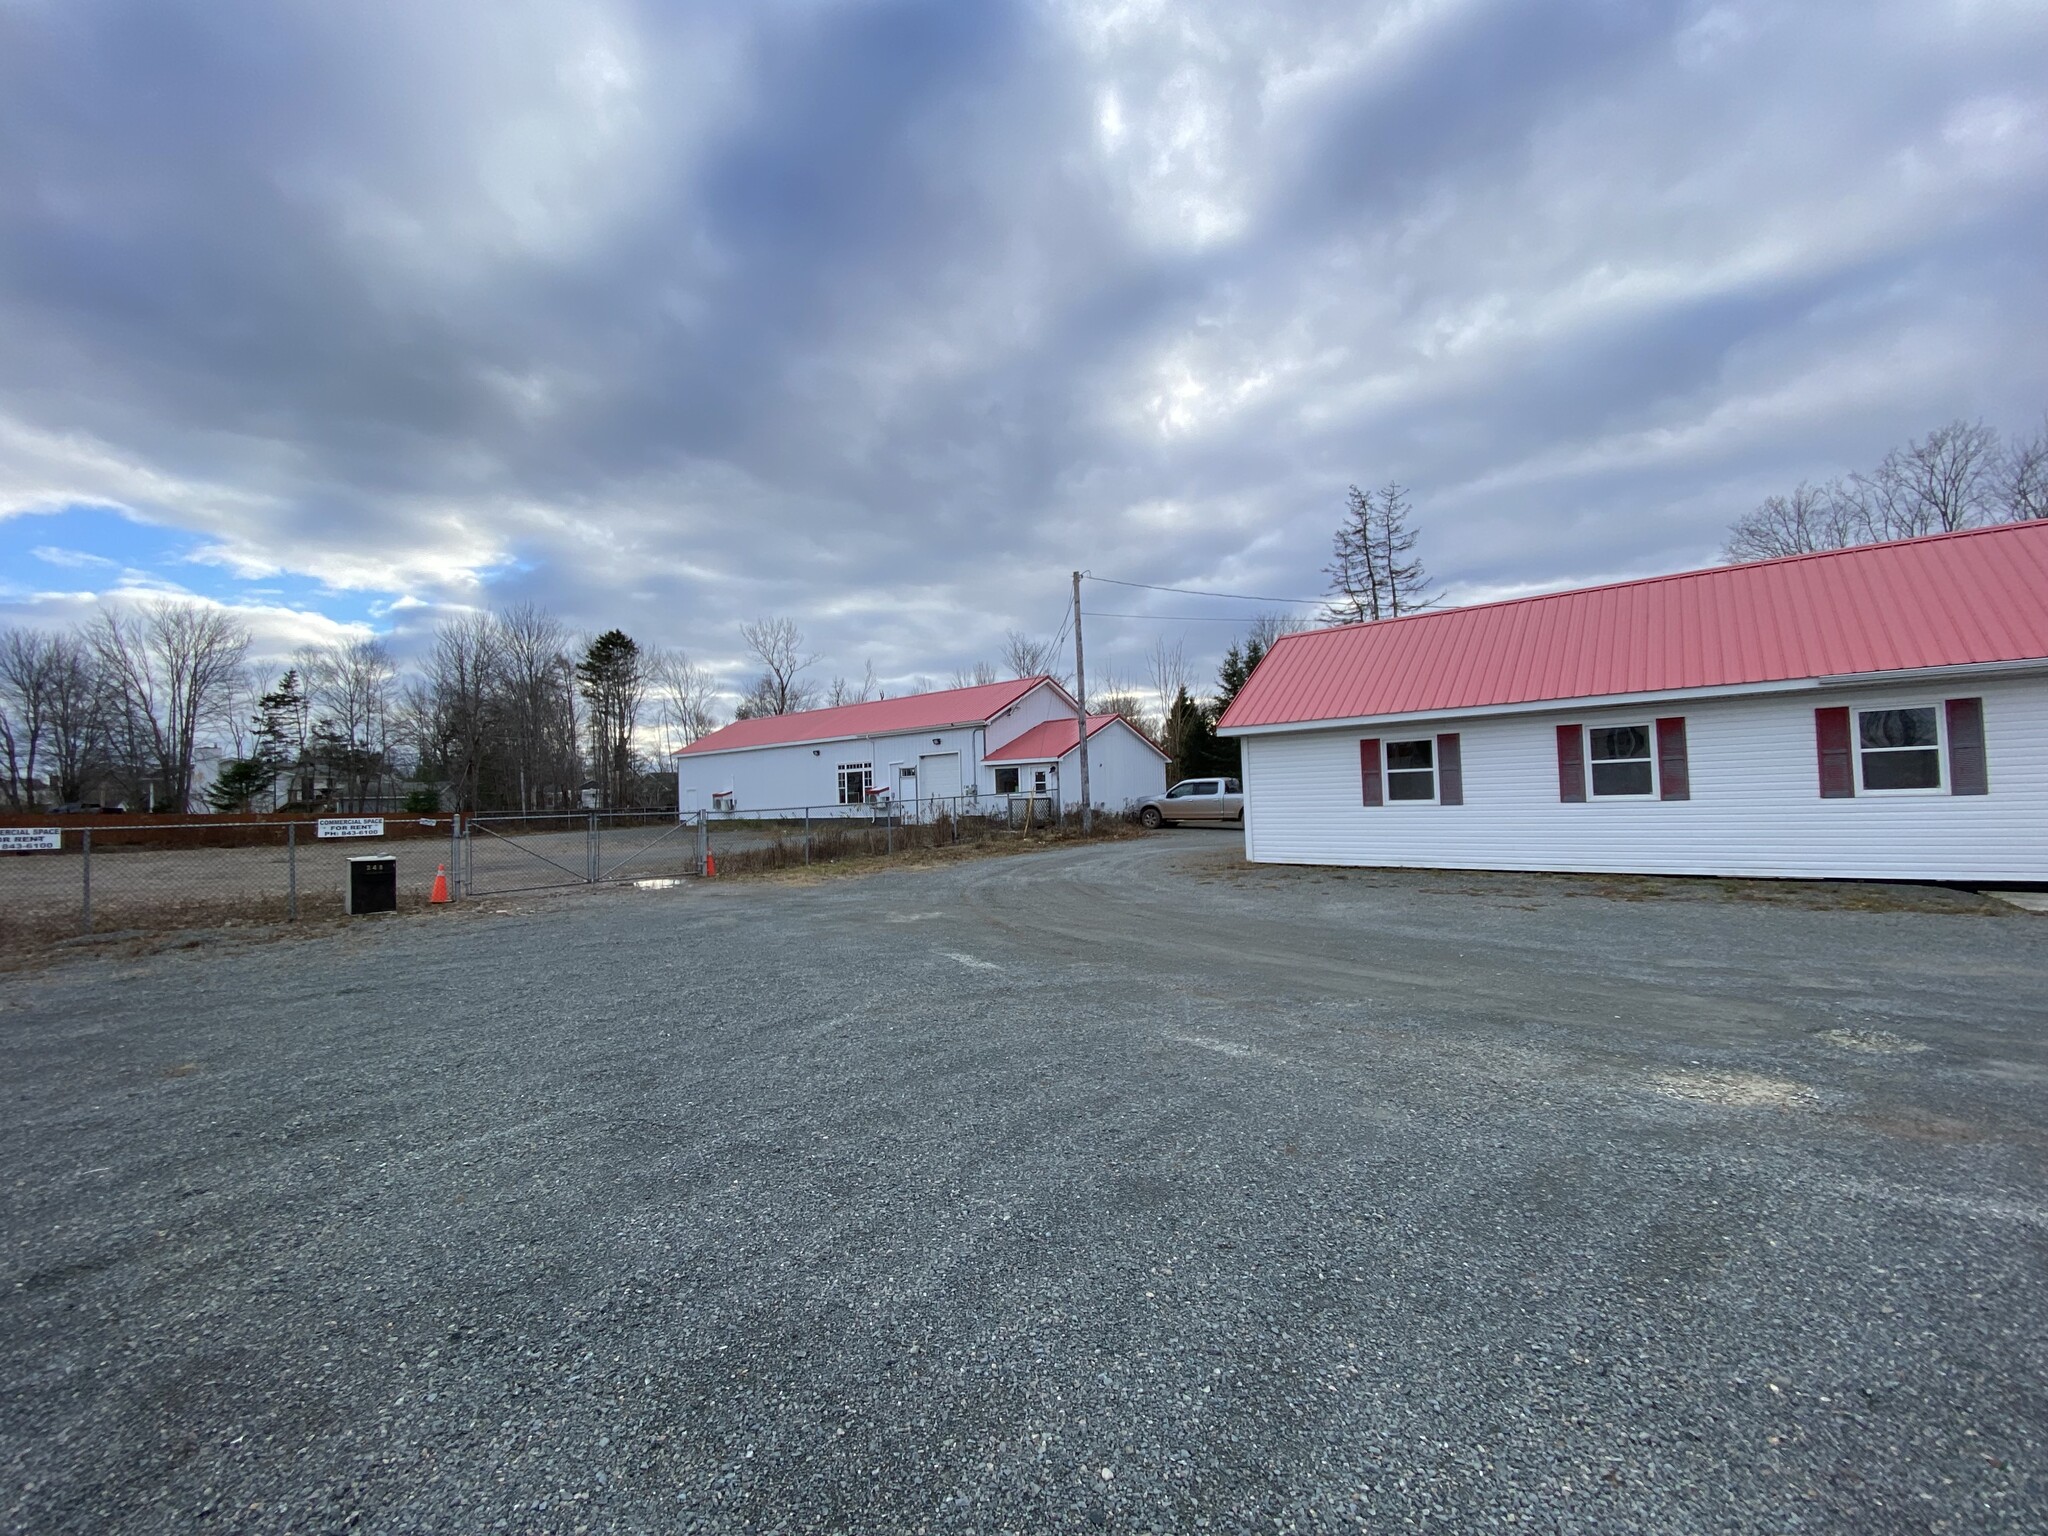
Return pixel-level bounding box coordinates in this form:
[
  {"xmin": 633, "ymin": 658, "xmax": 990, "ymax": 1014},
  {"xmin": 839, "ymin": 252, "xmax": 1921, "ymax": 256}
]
[
  {"xmin": 464, "ymin": 814, "xmax": 474, "ymax": 896},
  {"xmin": 698, "ymin": 809, "xmax": 708, "ymax": 876},
  {"xmin": 450, "ymin": 812, "xmax": 461, "ymax": 900},
  {"xmin": 81, "ymin": 827, "xmax": 92, "ymax": 935},
  {"xmin": 805, "ymin": 807, "xmax": 811, "ymax": 866},
  {"xmin": 588, "ymin": 813, "xmax": 599, "ymax": 883},
  {"xmin": 287, "ymin": 822, "xmax": 298, "ymax": 922},
  {"xmin": 887, "ymin": 809, "xmax": 894, "ymax": 856}
]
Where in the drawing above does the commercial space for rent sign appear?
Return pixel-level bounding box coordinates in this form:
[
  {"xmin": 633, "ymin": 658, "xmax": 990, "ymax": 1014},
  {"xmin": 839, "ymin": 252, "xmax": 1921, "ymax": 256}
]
[{"xmin": 316, "ymin": 818, "xmax": 385, "ymax": 839}]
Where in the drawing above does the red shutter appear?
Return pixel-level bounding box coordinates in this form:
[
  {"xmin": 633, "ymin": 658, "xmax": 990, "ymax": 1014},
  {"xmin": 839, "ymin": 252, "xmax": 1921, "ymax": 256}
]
[
  {"xmin": 1946, "ymin": 697, "xmax": 1987, "ymax": 795},
  {"xmin": 1435, "ymin": 732, "xmax": 1463, "ymax": 806},
  {"xmin": 1555, "ymin": 724, "xmax": 1585, "ymax": 803},
  {"xmin": 1359, "ymin": 738, "xmax": 1382, "ymax": 806},
  {"xmin": 1655, "ymin": 716, "xmax": 1690, "ymax": 801},
  {"xmin": 1815, "ymin": 707, "xmax": 1854, "ymax": 798}
]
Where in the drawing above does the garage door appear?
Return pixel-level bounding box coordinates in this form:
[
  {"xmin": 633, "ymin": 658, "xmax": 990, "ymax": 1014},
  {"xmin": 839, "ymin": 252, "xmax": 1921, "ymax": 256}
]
[{"xmin": 919, "ymin": 751, "xmax": 963, "ymax": 808}]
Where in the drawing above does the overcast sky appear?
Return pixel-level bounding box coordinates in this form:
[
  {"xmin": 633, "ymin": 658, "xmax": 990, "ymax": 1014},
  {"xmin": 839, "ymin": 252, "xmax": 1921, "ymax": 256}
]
[{"xmin": 2, "ymin": 0, "xmax": 2045, "ymax": 700}]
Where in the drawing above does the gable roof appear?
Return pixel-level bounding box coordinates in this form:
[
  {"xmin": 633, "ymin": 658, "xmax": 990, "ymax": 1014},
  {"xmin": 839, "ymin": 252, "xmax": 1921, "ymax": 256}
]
[
  {"xmin": 1218, "ymin": 522, "xmax": 2048, "ymax": 733},
  {"xmin": 983, "ymin": 713, "xmax": 1170, "ymax": 763},
  {"xmin": 675, "ymin": 675, "xmax": 1059, "ymax": 756}
]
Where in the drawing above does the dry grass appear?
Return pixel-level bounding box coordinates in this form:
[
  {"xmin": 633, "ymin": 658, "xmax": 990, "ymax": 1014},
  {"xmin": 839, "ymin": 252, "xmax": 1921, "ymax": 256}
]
[{"xmin": 713, "ymin": 814, "xmax": 1144, "ymax": 884}]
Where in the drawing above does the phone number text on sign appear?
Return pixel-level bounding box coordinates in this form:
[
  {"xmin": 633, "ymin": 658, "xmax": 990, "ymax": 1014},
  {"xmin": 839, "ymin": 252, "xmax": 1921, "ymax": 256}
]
[
  {"xmin": 0, "ymin": 829, "xmax": 61, "ymax": 852},
  {"xmin": 316, "ymin": 819, "xmax": 386, "ymax": 839}
]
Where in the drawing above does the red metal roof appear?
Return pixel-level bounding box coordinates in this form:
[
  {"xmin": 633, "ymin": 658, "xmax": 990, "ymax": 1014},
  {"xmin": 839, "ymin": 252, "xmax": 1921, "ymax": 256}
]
[
  {"xmin": 675, "ymin": 675, "xmax": 1057, "ymax": 756},
  {"xmin": 983, "ymin": 713, "xmax": 1168, "ymax": 762},
  {"xmin": 1218, "ymin": 523, "xmax": 2048, "ymax": 732}
]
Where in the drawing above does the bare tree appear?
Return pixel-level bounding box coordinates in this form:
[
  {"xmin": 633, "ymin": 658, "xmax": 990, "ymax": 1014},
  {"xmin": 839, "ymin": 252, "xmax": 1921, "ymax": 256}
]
[
  {"xmin": 1146, "ymin": 635, "xmax": 1190, "ymax": 764},
  {"xmin": 1245, "ymin": 611, "xmax": 1312, "ymax": 651},
  {"xmin": 1724, "ymin": 479, "xmax": 1866, "ymax": 561},
  {"xmin": 89, "ymin": 600, "xmax": 252, "ymax": 811},
  {"xmin": 2002, "ymin": 415, "xmax": 2048, "ymax": 522},
  {"xmin": 497, "ymin": 604, "xmax": 579, "ymax": 811},
  {"xmin": 1326, "ymin": 483, "xmax": 1434, "ymax": 623},
  {"xmin": 1088, "ymin": 665, "xmax": 1150, "ymax": 734},
  {"xmin": 648, "ymin": 648, "xmax": 719, "ymax": 754},
  {"xmin": 1324, "ymin": 484, "xmax": 1384, "ymax": 623},
  {"xmin": 825, "ymin": 661, "xmax": 878, "ymax": 708},
  {"xmin": 737, "ymin": 617, "xmax": 819, "ymax": 717},
  {"xmin": 402, "ymin": 612, "xmax": 503, "ymax": 813},
  {"xmin": 951, "ymin": 660, "xmax": 1001, "ymax": 689},
  {"xmin": 1000, "ymin": 629, "xmax": 1060, "ymax": 678},
  {"xmin": 42, "ymin": 632, "xmax": 111, "ymax": 806},
  {"xmin": 297, "ymin": 638, "xmax": 397, "ymax": 811},
  {"xmin": 1852, "ymin": 419, "xmax": 2001, "ymax": 539},
  {"xmin": 0, "ymin": 627, "xmax": 58, "ymax": 806}
]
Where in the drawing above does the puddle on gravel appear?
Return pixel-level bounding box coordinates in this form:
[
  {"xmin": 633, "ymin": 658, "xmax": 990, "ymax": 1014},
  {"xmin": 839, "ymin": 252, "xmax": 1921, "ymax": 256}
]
[
  {"xmin": 633, "ymin": 878, "xmax": 684, "ymax": 890},
  {"xmin": 1648, "ymin": 1069, "xmax": 1818, "ymax": 1110},
  {"xmin": 1815, "ymin": 1027, "xmax": 1927, "ymax": 1055}
]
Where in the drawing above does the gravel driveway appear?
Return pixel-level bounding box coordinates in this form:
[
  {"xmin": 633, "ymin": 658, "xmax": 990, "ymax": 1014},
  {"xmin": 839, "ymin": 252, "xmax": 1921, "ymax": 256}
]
[{"xmin": 4, "ymin": 835, "xmax": 2045, "ymax": 1533}]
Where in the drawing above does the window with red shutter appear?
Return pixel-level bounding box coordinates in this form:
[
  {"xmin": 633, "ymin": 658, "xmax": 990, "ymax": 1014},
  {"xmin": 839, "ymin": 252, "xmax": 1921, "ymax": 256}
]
[
  {"xmin": 1945, "ymin": 697, "xmax": 1988, "ymax": 795},
  {"xmin": 1359, "ymin": 738, "xmax": 1383, "ymax": 806},
  {"xmin": 1555, "ymin": 724, "xmax": 1585, "ymax": 803},
  {"xmin": 1655, "ymin": 717, "xmax": 1689, "ymax": 801},
  {"xmin": 1815, "ymin": 707, "xmax": 1854, "ymax": 798},
  {"xmin": 1436, "ymin": 733, "xmax": 1464, "ymax": 806}
]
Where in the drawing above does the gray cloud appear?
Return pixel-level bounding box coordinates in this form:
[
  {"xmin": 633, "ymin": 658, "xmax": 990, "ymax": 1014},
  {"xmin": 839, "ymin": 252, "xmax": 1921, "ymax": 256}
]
[{"xmin": 3, "ymin": 0, "xmax": 2045, "ymax": 694}]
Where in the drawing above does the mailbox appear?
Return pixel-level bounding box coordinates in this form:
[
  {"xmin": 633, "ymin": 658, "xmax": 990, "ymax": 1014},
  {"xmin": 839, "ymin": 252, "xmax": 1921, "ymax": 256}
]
[{"xmin": 345, "ymin": 855, "xmax": 398, "ymax": 915}]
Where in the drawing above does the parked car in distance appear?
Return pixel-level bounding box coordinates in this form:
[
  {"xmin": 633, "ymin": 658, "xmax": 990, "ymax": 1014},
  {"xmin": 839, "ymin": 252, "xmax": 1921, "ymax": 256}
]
[
  {"xmin": 51, "ymin": 802, "xmax": 125, "ymax": 814},
  {"xmin": 1136, "ymin": 777, "xmax": 1244, "ymax": 828}
]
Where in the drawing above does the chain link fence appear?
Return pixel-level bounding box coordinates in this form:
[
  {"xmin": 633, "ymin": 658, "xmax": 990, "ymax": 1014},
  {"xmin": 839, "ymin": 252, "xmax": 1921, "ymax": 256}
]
[
  {"xmin": 0, "ymin": 795, "xmax": 1132, "ymax": 955},
  {"xmin": 0, "ymin": 815, "xmax": 464, "ymax": 951}
]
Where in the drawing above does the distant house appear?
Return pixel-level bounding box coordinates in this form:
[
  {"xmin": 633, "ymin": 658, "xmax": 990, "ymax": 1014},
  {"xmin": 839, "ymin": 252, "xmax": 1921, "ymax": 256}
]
[
  {"xmin": 1217, "ymin": 523, "xmax": 2048, "ymax": 881},
  {"xmin": 673, "ymin": 676, "xmax": 1167, "ymax": 818}
]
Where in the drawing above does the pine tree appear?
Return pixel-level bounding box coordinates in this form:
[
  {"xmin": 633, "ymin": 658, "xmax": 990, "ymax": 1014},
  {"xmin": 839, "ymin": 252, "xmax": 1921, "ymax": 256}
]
[
  {"xmin": 205, "ymin": 757, "xmax": 273, "ymax": 813},
  {"xmin": 1369, "ymin": 483, "xmax": 1435, "ymax": 617},
  {"xmin": 1323, "ymin": 484, "xmax": 1384, "ymax": 624},
  {"xmin": 1323, "ymin": 483, "xmax": 1435, "ymax": 622},
  {"xmin": 253, "ymin": 669, "xmax": 311, "ymax": 808},
  {"xmin": 1217, "ymin": 637, "xmax": 1269, "ymax": 711},
  {"xmin": 577, "ymin": 630, "xmax": 645, "ymax": 809}
]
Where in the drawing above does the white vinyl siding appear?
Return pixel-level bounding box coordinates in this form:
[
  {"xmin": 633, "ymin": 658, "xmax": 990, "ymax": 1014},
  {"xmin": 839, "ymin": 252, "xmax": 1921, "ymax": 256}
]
[{"xmin": 1240, "ymin": 675, "xmax": 2047, "ymax": 881}]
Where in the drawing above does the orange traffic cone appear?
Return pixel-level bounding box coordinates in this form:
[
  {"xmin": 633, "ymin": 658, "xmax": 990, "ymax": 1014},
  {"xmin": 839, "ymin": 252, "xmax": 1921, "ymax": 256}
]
[
  {"xmin": 430, "ymin": 864, "xmax": 451, "ymax": 904},
  {"xmin": 704, "ymin": 852, "xmax": 717, "ymax": 879}
]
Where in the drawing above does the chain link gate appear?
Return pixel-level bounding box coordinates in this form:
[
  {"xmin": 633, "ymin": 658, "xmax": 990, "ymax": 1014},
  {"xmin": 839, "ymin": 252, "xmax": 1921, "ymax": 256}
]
[{"xmin": 461, "ymin": 811, "xmax": 706, "ymax": 897}]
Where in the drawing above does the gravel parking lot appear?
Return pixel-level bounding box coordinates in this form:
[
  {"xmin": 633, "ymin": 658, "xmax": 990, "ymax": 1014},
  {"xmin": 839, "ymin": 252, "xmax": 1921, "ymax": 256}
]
[{"xmin": 4, "ymin": 832, "xmax": 2045, "ymax": 1533}]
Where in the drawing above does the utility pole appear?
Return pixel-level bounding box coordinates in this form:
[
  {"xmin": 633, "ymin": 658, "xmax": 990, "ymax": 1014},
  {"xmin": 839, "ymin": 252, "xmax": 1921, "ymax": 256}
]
[{"xmin": 1071, "ymin": 571, "xmax": 1092, "ymax": 834}]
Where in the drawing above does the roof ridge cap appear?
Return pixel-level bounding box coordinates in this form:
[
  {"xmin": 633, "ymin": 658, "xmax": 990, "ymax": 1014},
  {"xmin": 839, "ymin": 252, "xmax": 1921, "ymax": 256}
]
[{"xmin": 1267, "ymin": 522, "xmax": 2045, "ymax": 647}]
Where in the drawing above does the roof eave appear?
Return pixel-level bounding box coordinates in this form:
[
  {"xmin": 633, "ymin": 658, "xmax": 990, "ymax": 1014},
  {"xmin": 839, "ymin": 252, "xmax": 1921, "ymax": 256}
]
[
  {"xmin": 1217, "ymin": 656, "xmax": 2048, "ymax": 737},
  {"xmin": 674, "ymin": 716, "xmax": 1007, "ymax": 758}
]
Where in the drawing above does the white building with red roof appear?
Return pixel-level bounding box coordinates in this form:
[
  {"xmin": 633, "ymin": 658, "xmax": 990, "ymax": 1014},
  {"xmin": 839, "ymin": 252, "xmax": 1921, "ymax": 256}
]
[
  {"xmin": 673, "ymin": 675, "xmax": 1166, "ymax": 819},
  {"xmin": 1216, "ymin": 522, "xmax": 2048, "ymax": 881}
]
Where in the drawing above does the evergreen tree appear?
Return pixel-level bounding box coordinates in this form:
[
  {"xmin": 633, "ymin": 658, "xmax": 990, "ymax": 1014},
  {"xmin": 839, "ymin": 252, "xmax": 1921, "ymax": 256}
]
[
  {"xmin": 1165, "ymin": 686, "xmax": 1229, "ymax": 779},
  {"xmin": 1217, "ymin": 637, "xmax": 1269, "ymax": 711},
  {"xmin": 205, "ymin": 757, "xmax": 273, "ymax": 813},
  {"xmin": 577, "ymin": 630, "xmax": 645, "ymax": 809},
  {"xmin": 253, "ymin": 669, "xmax": 311, "ymax": 808}
]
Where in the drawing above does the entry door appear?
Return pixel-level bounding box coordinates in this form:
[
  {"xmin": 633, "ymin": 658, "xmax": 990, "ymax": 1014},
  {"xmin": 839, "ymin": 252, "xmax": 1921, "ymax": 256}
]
[{"xmin": 919, "ymin": 751, "xmax": 962, "ymax": 809}]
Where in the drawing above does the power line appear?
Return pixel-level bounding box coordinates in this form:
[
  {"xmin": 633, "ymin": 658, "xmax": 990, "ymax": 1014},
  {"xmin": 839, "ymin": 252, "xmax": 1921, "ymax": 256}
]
[
  {"xmin": 1087, "ymin": 575, "xmax": 1324, "ymax": 606},
  {"xmin": 1082, "ymin": 610, "xmax": 1288, "ymax": 623}
]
